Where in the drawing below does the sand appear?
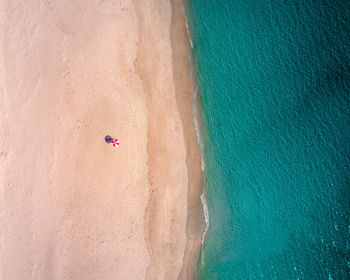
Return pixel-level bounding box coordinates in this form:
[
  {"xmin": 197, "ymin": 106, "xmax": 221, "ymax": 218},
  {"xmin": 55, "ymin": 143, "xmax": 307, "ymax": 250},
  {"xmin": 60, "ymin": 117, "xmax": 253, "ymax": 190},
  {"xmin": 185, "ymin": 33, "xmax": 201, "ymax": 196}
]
[{"xmin": 0, "ymin": 0, "xmax": 203, "ymax": 279}]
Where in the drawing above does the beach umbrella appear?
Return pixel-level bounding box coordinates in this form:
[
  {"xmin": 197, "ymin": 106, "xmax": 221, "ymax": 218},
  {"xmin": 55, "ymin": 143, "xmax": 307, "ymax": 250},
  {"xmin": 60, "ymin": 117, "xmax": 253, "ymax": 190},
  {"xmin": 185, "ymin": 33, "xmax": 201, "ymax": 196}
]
[{"xmin": 105, "ymin": 135, "xmax": 120, "ymax": 147}]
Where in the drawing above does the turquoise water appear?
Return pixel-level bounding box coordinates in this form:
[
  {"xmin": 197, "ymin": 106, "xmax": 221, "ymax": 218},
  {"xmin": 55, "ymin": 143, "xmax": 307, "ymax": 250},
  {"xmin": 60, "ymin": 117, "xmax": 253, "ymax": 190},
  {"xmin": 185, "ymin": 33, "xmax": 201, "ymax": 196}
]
[{"xmin": 187, "ymin": 0, "xmax": 350, "ymax": 279}]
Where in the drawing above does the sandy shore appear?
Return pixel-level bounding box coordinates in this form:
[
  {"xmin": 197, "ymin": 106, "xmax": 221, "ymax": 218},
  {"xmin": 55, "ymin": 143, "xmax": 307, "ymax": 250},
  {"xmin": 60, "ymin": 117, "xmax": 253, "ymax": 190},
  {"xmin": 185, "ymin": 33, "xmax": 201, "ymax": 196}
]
[{"xmin": 0, "ymin": 0, "xmax": 203, "ymax": 279}]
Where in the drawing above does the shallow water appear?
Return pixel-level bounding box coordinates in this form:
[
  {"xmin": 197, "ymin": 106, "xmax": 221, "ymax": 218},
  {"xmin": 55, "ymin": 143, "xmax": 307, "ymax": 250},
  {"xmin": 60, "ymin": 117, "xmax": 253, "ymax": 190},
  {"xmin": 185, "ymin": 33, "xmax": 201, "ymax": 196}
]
[{"xmin": 187, "ymin": 0, "xmax": 350, "ymax": 279}]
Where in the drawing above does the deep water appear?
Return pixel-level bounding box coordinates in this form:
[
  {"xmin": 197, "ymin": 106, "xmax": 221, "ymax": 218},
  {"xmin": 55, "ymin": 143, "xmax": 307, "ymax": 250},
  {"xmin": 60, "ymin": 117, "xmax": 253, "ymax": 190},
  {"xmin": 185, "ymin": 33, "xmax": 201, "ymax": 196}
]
[{"xmin": 187, "ymin": 0, "xmax": 350, "ymax": 279}]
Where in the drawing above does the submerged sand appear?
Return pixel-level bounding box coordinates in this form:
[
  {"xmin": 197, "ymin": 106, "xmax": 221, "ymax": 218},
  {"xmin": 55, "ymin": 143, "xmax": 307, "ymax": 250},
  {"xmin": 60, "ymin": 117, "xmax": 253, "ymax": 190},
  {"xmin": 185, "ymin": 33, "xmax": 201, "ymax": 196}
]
[{"xmin": 0, "ymin": 0, "xmax": 203, "ymax": 279}]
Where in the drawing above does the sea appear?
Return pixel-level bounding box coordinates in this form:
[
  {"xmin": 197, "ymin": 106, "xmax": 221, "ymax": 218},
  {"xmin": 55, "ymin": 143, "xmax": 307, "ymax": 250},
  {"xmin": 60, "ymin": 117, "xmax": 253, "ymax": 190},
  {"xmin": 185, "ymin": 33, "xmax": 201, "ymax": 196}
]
[{"xmin": 187, "ymin": 0, "xmax": 350, "ymax": 279}]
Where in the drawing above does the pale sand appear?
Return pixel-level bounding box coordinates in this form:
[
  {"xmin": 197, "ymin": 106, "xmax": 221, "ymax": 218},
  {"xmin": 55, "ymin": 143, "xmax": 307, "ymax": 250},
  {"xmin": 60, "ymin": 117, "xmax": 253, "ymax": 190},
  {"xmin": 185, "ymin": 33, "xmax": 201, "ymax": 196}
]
[{"xmin": 0, "ymin": 0, "xmax": 203, "ymax": 279}]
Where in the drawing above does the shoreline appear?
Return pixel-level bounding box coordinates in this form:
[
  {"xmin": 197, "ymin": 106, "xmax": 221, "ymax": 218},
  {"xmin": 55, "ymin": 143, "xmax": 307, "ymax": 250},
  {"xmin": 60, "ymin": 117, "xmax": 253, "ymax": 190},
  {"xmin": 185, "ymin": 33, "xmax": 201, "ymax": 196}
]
[
  {"xmin": 133, "ymin": 0, "xmax": 205, "ymax": 278},
  {"xmin": 169, "ymin": 1, "xmax": 206, "ymax": 279},
  {"xmin": 183, "ymin": 4, "xmax": 210, "ymax": 269},
  {"xmin": 182, "ymin": 1, "xmax": 210, "ymax": 257}
]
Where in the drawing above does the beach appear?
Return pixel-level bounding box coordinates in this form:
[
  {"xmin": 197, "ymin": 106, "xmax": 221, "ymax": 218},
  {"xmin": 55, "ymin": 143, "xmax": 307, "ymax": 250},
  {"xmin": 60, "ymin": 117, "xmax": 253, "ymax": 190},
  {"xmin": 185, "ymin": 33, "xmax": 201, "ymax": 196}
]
[{"xmin": 0, "ymin": 0, "xmax": 203, "ymax": 279}]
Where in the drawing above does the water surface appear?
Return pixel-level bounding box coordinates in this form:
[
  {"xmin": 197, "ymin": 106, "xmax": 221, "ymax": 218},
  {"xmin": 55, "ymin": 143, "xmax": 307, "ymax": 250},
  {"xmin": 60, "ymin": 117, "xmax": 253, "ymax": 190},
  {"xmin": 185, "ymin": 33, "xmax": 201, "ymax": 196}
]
[{"xmin": 188, "ymin": 0, "xmax": 350, "ymax": 279}]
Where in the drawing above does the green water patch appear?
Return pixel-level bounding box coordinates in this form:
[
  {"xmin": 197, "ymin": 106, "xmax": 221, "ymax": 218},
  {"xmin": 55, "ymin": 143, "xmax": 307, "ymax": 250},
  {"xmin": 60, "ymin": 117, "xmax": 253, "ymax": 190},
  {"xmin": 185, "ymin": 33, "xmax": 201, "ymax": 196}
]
[{"xmin": 188, "ymin": 0, "xmax": 350, "ymax": 279}]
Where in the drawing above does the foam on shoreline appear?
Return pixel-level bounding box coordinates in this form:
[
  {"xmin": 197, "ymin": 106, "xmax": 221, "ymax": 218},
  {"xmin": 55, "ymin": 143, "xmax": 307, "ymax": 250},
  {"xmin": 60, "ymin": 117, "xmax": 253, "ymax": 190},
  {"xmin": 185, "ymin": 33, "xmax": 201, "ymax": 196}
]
[{"xmin": 183, "ymin": 2, "xmax": 210, "ymax": 266}]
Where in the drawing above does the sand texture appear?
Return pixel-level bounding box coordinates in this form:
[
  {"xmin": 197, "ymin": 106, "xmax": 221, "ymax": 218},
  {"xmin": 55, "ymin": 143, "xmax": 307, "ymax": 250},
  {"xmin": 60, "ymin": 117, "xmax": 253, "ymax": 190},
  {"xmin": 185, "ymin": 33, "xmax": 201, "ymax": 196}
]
[{"xmin": 0, "ymin": 0, "xmax": 203, "ymax": 279}]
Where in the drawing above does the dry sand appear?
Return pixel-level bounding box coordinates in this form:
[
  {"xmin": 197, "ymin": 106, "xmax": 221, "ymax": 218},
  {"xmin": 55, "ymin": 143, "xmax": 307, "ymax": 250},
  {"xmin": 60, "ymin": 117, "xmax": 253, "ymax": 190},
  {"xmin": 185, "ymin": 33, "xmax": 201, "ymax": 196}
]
[{"xmin": 0, "ymin": 0, "xmax": 203, "ymax": 279}]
